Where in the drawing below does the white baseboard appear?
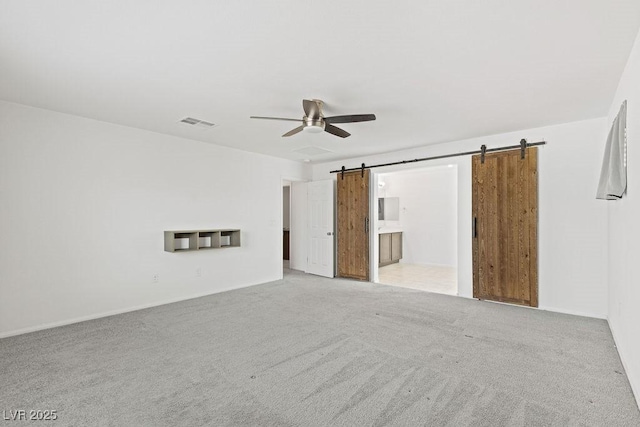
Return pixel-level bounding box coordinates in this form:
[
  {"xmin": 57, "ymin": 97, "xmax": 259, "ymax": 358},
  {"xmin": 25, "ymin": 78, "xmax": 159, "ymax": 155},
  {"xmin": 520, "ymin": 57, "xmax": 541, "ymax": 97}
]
[
  {"xmin": 536, "ymin": 305, "xmax": 607, "ymax": 320},
  {"xmin": 608, "ymin": 318, "xmax": 640, "ymax": 411},
  {"xmin": 399, "ymin": 261, "xmax": 457, "ymax": 269},
  {"xmin": 0, "ymin": 281, "xmax": 267, "ymax": 339}
]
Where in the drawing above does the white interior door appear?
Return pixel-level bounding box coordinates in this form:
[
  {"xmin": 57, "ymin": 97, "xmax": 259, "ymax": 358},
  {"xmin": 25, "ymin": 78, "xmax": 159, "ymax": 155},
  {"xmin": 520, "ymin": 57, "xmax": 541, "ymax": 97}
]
[
  {"xmin": 307, "ymin": 180, "xmax": 334, "ymax": 277},
  {"xmin": 290, "ymin": 181, "xmax": 307, "ymax": 271}
]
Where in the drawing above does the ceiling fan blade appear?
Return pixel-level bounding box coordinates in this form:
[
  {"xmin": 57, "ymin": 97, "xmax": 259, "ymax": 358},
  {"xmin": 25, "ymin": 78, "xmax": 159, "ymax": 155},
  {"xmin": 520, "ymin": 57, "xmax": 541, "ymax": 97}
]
[
  {"xmin": 324, "ymin": 124, "xmax": 351, "ymax": 138},
  {"xmin": 282, "ymin": 125, "xmax": 305, "ymax": 137},
  {"xmin": 250, "ymin": 116, "xmax": 302, "ymax": 122},
  {"xmin": 303, "ymin": 99, "xmax": 322, "ymax": 119},
  {"xmin": 324, "ymin": 114, "xmax": 376, "ymax": 124}
]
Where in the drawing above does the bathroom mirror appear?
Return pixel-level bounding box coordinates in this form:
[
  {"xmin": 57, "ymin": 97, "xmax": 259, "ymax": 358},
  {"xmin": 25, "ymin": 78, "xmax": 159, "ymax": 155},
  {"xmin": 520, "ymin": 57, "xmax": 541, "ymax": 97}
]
[{"xmin": 378, "ymin": 197, "xmax": 400, "ymax": 221}]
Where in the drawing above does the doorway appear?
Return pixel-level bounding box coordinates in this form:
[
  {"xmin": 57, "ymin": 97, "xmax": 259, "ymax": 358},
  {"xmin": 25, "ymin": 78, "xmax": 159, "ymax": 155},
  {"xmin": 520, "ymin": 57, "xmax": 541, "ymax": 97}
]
[
  {"xmin": 285, "ymin": 178, "xmax": 333, "ymax": 276},
  {"xmin": 374, "ymin": 165, "xmax": 458, "ymax": 295}
]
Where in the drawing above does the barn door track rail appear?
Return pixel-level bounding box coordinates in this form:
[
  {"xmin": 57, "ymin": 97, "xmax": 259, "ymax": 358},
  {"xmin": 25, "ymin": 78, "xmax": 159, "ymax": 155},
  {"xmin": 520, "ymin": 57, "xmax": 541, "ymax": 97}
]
[{"xmin": 332, "ymin": 139, "xmax": 546, "ymax": 178}]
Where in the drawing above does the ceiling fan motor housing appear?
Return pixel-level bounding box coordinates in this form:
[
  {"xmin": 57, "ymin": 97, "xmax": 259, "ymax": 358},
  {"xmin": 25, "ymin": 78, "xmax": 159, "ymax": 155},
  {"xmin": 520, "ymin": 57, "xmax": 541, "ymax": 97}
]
[{"xmin": 304, "ymin": 117, "xmax": 325, "ymax": 133}]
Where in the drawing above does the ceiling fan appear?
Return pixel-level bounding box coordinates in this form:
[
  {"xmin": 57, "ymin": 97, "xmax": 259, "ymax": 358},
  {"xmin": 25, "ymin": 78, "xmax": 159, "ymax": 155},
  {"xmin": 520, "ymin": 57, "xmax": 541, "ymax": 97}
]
[{"xmin": 250, "ymin": 99, "xmax": 376, "ymax": 138}]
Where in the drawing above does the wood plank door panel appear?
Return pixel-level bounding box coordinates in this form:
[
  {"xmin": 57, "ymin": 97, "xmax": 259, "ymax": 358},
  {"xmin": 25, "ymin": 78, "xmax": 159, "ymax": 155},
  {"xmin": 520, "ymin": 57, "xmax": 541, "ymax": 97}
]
[
  {"xmin": 337, "ymin": 170, "xmax": 370, "ymax": 280},
  {"xmin": 472, "ymin": 147, "xmax": 538, "ymax": 307}
]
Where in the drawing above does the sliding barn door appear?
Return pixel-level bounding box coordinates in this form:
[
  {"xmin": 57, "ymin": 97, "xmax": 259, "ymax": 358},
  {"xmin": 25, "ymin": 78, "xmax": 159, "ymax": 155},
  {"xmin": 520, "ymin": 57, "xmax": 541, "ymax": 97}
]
[
  {"xmin": 472, "ymin": 147, "xmax": 538, "ymax": 307},
  {"xmin": 337, "ymin": 170, "xmax": 370, "ymax": 280}
]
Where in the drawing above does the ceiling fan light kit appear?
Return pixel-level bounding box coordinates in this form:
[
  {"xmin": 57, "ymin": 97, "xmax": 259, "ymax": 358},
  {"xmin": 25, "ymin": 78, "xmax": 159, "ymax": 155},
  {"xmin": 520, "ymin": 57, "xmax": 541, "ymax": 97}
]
[
  {"xmin": 303, "ymin": 118, "xmax": 325, "ymax": 133},
  {"xmin": 250, "ymin": 99, "xmax": 376, "ymax": 138}
]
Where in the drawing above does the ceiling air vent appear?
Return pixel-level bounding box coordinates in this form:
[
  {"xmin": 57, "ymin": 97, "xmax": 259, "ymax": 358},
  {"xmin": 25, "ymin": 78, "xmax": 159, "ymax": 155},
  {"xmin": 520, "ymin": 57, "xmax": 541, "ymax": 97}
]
[
  {"xmin": 293, "ymin": 146, "xmax": 333, "ymax": 156},
  {"xmin": 179, "ymin": 117, "xmax": 216, "ymax": 128}
]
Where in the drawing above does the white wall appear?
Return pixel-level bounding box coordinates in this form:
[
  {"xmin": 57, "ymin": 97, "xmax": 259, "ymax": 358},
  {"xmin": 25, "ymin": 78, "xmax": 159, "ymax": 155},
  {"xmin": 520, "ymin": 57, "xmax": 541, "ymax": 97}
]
[
  {"xmin": 313, "ymin": 118, "xmax": 609, "ymax": 318},
  {"xmin": 0, "ymin": 101, "xmax": 308, "ymax": 337},
  {"xmin": 606, "ymin": 27, "xmax": 640, "ymax": 408},
  {"xmin": 379, "ymin": 166, "xmax": 457, "ymax": 267}
]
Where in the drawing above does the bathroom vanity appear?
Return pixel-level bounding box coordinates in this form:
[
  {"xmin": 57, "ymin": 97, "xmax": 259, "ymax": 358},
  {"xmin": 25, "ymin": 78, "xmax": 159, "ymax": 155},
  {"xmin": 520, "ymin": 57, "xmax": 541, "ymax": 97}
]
[{"xmin": 379, "ymin": 230, "xmax": 403, "ymax": 267}]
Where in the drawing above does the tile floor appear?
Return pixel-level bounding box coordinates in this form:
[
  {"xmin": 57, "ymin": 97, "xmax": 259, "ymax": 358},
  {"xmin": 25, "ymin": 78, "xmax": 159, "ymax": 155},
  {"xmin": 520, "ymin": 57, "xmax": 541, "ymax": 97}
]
[
  {"xmin": 377, "ymin": 262, "xmax": 458, "ymax": 295},
  {"xmin": 284, "ymin": 259, "xmax": 457, "ymax": 296}
]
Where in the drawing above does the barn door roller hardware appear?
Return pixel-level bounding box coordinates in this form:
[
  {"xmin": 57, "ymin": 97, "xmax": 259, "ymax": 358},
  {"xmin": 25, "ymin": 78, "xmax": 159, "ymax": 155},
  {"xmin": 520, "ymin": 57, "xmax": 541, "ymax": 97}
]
[{"xmin": 330, "ymin": 140, "xmax": 546, "ymax": 174}]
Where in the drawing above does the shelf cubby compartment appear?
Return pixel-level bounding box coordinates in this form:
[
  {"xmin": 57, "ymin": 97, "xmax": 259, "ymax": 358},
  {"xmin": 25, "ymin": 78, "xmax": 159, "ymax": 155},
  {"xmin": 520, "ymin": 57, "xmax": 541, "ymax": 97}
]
[
  {"xmin": 164, "ymin": 231, "xmax": 198, "ymax": 252},
  {"xmin": 164, "ymin": 229, "xmax": 241, "ymax": 252},
  {"xmin": 198, "ymin": 231, "xmax": 220, "ymax": 250},
  {"xmin": 220, "ymin": 230, "xmax": 241, "ymax": 247}
]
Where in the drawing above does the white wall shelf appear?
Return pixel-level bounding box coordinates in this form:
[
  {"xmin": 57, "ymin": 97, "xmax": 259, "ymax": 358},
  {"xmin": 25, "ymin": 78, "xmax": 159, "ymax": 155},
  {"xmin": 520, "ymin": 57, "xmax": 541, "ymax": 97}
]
[{"xmin": 164, "ymin": 229, "xmax": 241, "ymax": 252}]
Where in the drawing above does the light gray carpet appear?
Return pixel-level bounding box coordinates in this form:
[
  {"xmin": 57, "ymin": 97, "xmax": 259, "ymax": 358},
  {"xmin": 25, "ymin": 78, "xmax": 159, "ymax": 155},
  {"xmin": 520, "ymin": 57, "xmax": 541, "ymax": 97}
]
[{"xmin": 1, "ymin": 270, "xmax": 638, "ymax": 426}]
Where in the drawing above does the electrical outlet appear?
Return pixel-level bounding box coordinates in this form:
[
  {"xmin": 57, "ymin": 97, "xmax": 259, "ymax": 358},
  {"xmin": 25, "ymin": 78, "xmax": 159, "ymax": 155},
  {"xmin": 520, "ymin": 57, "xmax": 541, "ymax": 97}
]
[
  {"xmin": 152, "ymin": 274, "xmax": 159, "ymax": 283},
  {"xmin": 196, "ymin": 268, "xmax": 201, "ymax": 277}
]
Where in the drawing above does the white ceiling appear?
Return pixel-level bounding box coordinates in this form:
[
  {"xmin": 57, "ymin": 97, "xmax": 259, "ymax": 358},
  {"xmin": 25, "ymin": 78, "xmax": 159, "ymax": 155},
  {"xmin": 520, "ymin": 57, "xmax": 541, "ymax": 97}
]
[{"xmin": 1, "ymin": 1, "xmax": 639, "ymax": 163}]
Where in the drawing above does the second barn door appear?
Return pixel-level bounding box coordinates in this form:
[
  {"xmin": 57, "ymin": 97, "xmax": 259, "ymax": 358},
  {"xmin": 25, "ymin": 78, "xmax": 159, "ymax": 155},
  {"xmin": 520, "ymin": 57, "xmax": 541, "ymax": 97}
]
[
  {"xmin": 337, "ymin": 169, "xmax": 370, "ymax": 280},
  {"xmin": 472, "ymin": 147, "xmax": 538, "ymax": 307}
]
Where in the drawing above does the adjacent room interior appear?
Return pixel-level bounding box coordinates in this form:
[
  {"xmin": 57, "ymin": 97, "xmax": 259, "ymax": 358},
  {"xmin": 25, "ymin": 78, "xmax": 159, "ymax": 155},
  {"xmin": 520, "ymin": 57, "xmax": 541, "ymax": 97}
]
[
  {"xmin": 375, "ymin": 166, "xmax": 458, "ymax": 295},
  {"xmin": 1, "ymin": 1, "xmax": 640, "ymax": 425}
]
